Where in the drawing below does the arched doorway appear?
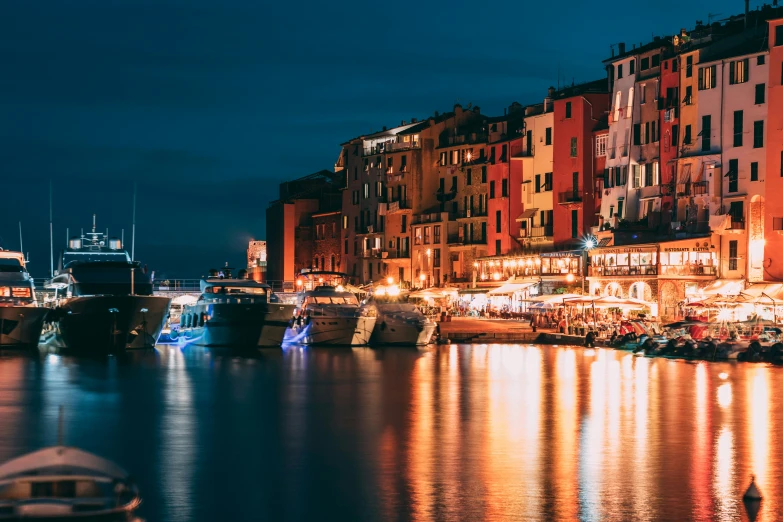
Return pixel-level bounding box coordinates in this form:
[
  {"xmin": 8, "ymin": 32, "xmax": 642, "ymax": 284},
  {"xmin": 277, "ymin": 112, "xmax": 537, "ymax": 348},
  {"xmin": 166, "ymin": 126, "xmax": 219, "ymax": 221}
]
[
  {"xmin": 629, "ymin": 281, "xmax": 653, "ymax": 302},
  {"xmin": 659, "ymin": 281, "xmax": 679, "ymax": 321},
  {"xmin": 604, "ymin": 282, "xmax": 622, "ymax": 297},
  {"xmin": 749, "ymin": 195, "xmax": 765, "ymax": 282}
]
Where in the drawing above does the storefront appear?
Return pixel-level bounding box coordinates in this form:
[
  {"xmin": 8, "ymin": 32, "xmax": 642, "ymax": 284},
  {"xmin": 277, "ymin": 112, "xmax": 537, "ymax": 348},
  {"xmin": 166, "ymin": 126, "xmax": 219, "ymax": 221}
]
[{"xmin": 475, "ymin": 251, "xmax": 583, "ymax": 297}]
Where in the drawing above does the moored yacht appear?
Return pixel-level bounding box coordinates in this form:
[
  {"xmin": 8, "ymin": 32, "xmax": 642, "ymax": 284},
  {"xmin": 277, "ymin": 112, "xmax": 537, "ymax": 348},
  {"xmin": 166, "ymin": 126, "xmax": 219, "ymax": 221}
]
[
  {"xmin": 284, "ymin": 272, "xmax": 376, "ymax": 346},
  {"xmin": 178, "ymin": 267, "xmax": 294, "ymax": 348},
  {"xmin": 44, "ymin": 216, "xmax": 170, "ymax": 353},
  {"xmin": 0, "ymin": 250, "xmax": 48, "ymax": 348},
  {"xmin": 369, "ymin": 296, "xmax": 436, "ymax": 346}
]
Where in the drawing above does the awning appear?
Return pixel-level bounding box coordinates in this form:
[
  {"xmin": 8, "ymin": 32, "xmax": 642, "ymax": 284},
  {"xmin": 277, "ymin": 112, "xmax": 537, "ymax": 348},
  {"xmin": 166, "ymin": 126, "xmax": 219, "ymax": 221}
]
[
  {"xmin": 516, "ymin": 208, "xmax": 538, "ymax": 221},
  {"xmin": 459, "ymin": 287, "xmax": 496, "ymax": 295},
  {"xmin": 696, "ymin": 279, "xmax": 744, "ymax": 297},
  {"xmin": 743, "ymin": 283, "xmax": 783, "ymax": 300},
  {"xmin": 597, "ymin": 237, "xmax": 612, "ymax": 247},
  {"xmin": 488, "ymin": 282, "xmax": 536, "ymax": 295}
]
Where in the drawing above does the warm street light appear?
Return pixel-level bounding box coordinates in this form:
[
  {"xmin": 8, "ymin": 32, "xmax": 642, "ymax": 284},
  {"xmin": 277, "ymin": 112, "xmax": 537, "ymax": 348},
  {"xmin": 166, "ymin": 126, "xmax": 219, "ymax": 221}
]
[
  {"xmin": 386, "ymin": 276, "xmax": 394, "ymax": 284},
  {"xmin": 566, "ymin": 273, "xmax": 576, "ymax": 283}
]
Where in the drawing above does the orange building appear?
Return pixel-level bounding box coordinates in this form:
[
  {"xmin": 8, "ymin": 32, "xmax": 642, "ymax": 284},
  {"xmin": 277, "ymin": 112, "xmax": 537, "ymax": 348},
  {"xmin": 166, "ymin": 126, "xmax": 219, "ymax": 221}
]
[{"xmin": 765, "ymin": 17, "xmax": 783, "ymax": 280}]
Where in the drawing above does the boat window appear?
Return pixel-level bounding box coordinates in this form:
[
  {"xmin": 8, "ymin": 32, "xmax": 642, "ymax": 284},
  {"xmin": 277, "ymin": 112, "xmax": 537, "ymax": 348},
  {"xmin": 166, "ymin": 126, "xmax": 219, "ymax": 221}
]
[
  {"xmin": 312, "ymin": 296, "xmax": 359, "ymax": 305},
  {"xmin": 62, "ymin": 252, "xmax": 130, "ymax": 266},
  {"xmin": 57, "ymin": 481, "xmax": 76, "ymax": 498},
  {"xmin": 211, "ymin": 286, "xmax": 266, "ymax": 295},
  {"xmin": 31, "ymin": 482, "xmax": 55, "ymax": 497},
  {"xmin": 0, "ymin": 258, "xmax": 23, "ymax": 272}
]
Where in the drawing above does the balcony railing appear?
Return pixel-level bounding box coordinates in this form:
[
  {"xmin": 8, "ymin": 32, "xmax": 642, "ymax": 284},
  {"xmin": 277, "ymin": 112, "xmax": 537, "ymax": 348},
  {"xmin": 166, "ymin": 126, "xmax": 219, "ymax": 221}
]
[
  {"xmin": 520, "ymin": 225, "xmax": 553, "ymax": 238},
  {"xmin": 363, "ymin": 141, "xmax": 420, "ymax": 156},
  {"xmin": 558, "ymin": 191, "xmax": 582, "ymax": 204},
  {"xmin": 383, "ymin": 249, "xmax": 410, "ymax": 259},
  {"xmin": 692, "ymin": 181, "xmax": 708, "ymax": 195},
  {"xmin": 660, "ymin": 265, "xmax": 717, "ymax": 276},
  {"xmin": 728, "ymin": 219, "xmax": 745, "ymax": 230},
  {"xmin": 457, "ymin": 208, "xmax": 488, "ymax": 219},
  {"xmin": 387, "ymin": 199, "xmax": 411, "ymax": 213},
  {"xmin": 413, "ymin": 212, "xmax": 447, "ymax": 224},
  {"xmin": 589, "ymin": 266, "xmax": 658, "ymax": 277}
]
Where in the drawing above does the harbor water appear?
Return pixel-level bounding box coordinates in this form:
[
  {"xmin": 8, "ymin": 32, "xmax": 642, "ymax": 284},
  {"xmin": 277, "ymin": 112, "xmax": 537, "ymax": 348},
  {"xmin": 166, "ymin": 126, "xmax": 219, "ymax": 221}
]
[{"xmin": 0, "ymin": 344, "xmax": 780, "ymax": 521}]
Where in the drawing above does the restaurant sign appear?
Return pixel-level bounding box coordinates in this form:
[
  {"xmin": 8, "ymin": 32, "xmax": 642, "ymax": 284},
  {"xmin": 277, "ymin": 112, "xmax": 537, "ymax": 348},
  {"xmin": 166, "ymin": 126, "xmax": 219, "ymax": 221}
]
[
  {"xmin": 597, "ymin": 246, "xmax": 656, "ymax": 254},
  {"xmin": 662, "ymin": 240, "xmax": 712, "ymax": 253}
]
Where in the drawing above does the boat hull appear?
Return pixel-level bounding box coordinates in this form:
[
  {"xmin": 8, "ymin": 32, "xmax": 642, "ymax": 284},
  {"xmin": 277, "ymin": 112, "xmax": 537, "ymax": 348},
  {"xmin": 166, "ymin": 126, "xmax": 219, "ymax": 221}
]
[
  {"xmin": 0, "ymin": 307, "xmax": 49, "ymax": 348},
  {"xmin": 371, "ymin": 318, "xmax": 435, "ymax": 346},
  {"xmin": 179, "ymin": 302, "xmax": 295, "ymax": 348},
  {"xmin": 46, "ymin": 295, "xmax": 170, "ymax": 352},
  {"xmin": 284, "ymin": 316, "xmax": 376, "ymax": 346}
]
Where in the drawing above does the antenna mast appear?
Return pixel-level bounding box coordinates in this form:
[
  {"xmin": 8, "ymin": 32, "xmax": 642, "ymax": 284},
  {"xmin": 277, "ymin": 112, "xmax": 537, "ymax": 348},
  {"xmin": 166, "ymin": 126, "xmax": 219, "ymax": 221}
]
[
  {"xmin": 18, "ymin": 222, "xmax": 23, "ymax": 253},
  {"xmin": 131, "ymin": 183, "xmax": 137, "ymax": 261},
  {"xmin": 49, "ymin": 181, "xmax": 54, "ymax": 277}
]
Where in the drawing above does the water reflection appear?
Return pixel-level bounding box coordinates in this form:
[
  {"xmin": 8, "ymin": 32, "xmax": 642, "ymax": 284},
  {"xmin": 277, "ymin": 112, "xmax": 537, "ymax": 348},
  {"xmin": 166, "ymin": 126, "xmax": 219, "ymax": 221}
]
[{"xmin": 0, "ymin": 345, "xmax": 780, "ymax": 521}]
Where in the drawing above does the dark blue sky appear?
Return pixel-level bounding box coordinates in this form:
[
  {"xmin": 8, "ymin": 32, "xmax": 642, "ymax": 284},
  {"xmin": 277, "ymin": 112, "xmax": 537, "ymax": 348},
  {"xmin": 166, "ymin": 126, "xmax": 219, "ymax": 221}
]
[{"xmin": 0, "ymin": 0, "xmax": 742, "ymax": 278}]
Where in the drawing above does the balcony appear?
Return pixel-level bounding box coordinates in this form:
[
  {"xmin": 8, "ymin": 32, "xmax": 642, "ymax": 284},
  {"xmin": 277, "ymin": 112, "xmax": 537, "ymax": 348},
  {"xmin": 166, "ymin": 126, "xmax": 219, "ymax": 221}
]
[
  {"xmin": 448, "ymin": 234, "xmax": 486, "ymax": 246},
  {"xmin": 413, "ymin": 212, "xmax": 448, "ymax": 225},
  {"xmin": 383, "ymin": 249, "xmax": 410, "ymax": 259},
  {"xmin": 361, "ymin": 248, "xmax": 384, "ymax": 258},
  {"xmin": 660, "ymin": 265, "xmax": 717, "ymax": 276},
  {"xmin": 457, "ymin": 208, "xmax": 488, "ymax": 219},
  {"xmin": 519, "ymin": 225, "xmax": 553, "ymax": 238},
  {"xmin": 387, "ymin": 199, "xmax": 411, "ymax": 213},
  {"xmin": 692, "ymin": 181, "xmax": 708, "ymax": 196},
  {"xmin": 639, "ymin": 185, "xmax": 661, "ymax": 199},
  {"xmin": 727, "ymin": 219, "xmax": 745, "ymax": 230},
  {"xmin": 363, "ymin": 141, "xmax": 420, "ymax": 156},
  {"xmin": 558, "ymin": 191, "xmax": 583, "ymax": 204},
  {"xmin": 589, "ymin": 266, "xmax": 658, "ymax": 277}
]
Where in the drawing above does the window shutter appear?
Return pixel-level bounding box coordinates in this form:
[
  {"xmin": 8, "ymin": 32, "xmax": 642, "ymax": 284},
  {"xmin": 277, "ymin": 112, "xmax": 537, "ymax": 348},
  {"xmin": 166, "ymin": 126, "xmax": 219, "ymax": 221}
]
[{"xmin": 729, "ymin": 62, "xmax": 735, "ymax": 84}]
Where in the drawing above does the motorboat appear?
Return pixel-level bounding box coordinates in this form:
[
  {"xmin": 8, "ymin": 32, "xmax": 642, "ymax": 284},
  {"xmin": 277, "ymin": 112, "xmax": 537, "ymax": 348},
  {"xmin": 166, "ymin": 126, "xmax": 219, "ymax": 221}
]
[
  {"xmin": 157, "ymin": 294, "xmax": 197, "ymax": 344},
  {"xmin": 284, "ymin": 272, "xmax": 376, "ymax": 346},
  {"xmin": 368, "ymin": 297, "xmax": 436, "ymax": 346},
  {"xmin": 0, "ymin": 250, "xmax": 48, "ymax": 348},
  {"xmin": 44, "ymin": 215, "xmax": 170, "ymax": 353},
  {"xmin": 178, "ymin": 267, "xmax": 295, "ymax": 348},
  {"xmin": 0, "ymin": 407, "xmax": 140, "ymax": 520},
  {"xmin": 0, "ymin": 446, "xmax": 140, "ymax": 520}
]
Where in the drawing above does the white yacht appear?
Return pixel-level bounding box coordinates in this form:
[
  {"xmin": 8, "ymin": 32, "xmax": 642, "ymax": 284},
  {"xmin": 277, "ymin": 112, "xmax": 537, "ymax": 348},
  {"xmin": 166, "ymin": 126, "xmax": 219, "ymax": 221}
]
[
  {"xmin": 0, "ymin": 446, "xmax": 140, "ymax": 519},
  {"xmin": 370, "ymin": 299, "xmax": 436, "ymax": 346},
  {"xmin": 284, "ymin": 276, "xmax": 376, "ymax": 346},
  {"xmin": 0, "ymin": 250, "xmax": 49, "ymax": 348}
]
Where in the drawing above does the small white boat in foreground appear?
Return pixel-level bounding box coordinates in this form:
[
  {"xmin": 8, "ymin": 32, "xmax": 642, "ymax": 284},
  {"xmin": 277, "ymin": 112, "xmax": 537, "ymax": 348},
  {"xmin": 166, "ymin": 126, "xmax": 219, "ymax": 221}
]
[
  {"xmin": 370, "ymin": 301, "xmax": 436, "ymax": 346},
  {"xmin": 0, "ymin": 446, "xmax": 140, "ymax": 519}
]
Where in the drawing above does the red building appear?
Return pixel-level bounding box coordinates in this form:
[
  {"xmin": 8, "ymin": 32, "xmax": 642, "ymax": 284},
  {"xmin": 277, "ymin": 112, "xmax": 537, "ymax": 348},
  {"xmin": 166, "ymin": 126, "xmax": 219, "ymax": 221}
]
[
  {"xmin": 658, "ymin": 48, "xmax": 680, "ymax": 216},
  {"xmin": 551, "ymin": 80, "xmax": 609, "ymax": 248},
  {"xmin": 592, "ymin": 120, "xmax": 609, "ymax": 222},
  {"xmin": 765, "ymin": 17, "xmax": 783, "ymax": 280},
  {"xmin": 486, "ymin": 103, "xmax": 525, "ymax": 255}
]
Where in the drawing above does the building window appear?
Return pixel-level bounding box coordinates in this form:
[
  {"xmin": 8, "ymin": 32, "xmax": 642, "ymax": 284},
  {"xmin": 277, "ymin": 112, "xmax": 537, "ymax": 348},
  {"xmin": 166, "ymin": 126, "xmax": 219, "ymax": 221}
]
[
  {"xmin": 701, "ymin": 115, "xmax": 711, "ymax": 151},
  {"xmin": 698, "ymin": 65, "xmax": 716, "ymax": 90},
  {"xmin": 776, "ymin": 25, "xmax": 783, "ymax": 46},
  {"xmin": 501, "ymin": 179, "xmax": 508, "ymax": 197},
  {"xmin": 495, "ymin": 239, "xmax": 501, "ymax": 254},
  {"xmin": 684, "ymin": 125, "xmax": 692, "ymax": 145},
  {"xmin": 544, "ymin": 172, "xmax": 553, "ymax": 191},
  {"xmin": 641, "ymin": 57, "xmax": 649, "ymax": 70},
  {"xmin": 489, "ymin": 180, "xmax": 496, "ymax": 198},
  {"xmin": 595, "ymin": 135, "xmax": 607, "ymax": 157},
  {"xmin": 545, "ymin": 127, "xmax": 552, "ymax": 145},
  {"xmin": 754, "ymin": 121, "xmax": 764, "ymax": 148},
  {"xmin": 434, "ymin": 225, "xmax": 440, "ymax": 243},
  {"xmin": 751, "ymin": 162, "xmax": 759, "ymax": 182},
  {"xmin": 401, "ymin": 215, "xmax": 407, "ymax": 233},
  {"xmin": 645, "ymin": 164, "xmax": 654, "ymax": 186},
  {"xmin": 414, "ymin": 227, "xmax": 421, "ymax": 245},
  {"xmin": 363, "ymin": 183, "xmax": 369, "ymax": 199},
  {"xmin": 652, "ymin": 54, "xmax": 660, "ymax": 67},
  {"xmin": 617, "ymin": 63, "xmax": 623, "ymax": 79},
  {"xmin": 534, "ymin": 175, "xmax": 541, "ymax": 193},
  {"xmin": 570, "ymin": 137, "xmax": 578, "ymax": 157},
  {"xmin": 671, "ymin": 125, "xmax": 679, "ymax": 147},
  {"xmin": 613, "ymin": 91, "xmax": 621, "ymax": 121},
  {"xmin": 424, "ymin": 226, "xmax": 431, "ymax": 244},
  {"xmin": 466, "ymin": 168, "xmax": 472, "ymax": 185},
  {"xmin": 728, "ymin": 159, "xmax": 739, "ymax": 193},
  {"xmin": 344, "ymin": 240, "xmax": 348, "ymax": 255},
  {"xmin": 755, "ymin": 83, "xmax": 765, "ymax": 104},
  {"xmin": 632, "ymin": 165, "xmax": 641, "ymax": 188},
  {"xmin": 496, "ymin": 210, "xmax": 502, "ymax": 231},
  {"xmin": 571, "ymin": 209, "xmax": 578, "ymax": 239},
  {"xmin": 729, "ymin": 240, "xmax": 738, "ymax": 271},
  {"xmin": 733, "ymin": 110, "xmax": 743, "ymax": 147},
  {"xmin": 343, "ymin": 216, "xmax": 348, "ymax": 229},
  {"xmin": 481, "ymin": 166, "xmax": 487, "ymax": 183},
  {"xmin": 729, "ymin": 58, "xmax": 749, "ymax": 84},
  {"xmin": 640, "ymin": 84, "xmax": 647, "ymax": 104},
  {"xmin": 565, "ymin": 102, "xmax": 572, "ymax": 118},
  {"xmin": 633, "ymin": 123, "xmax": 641, "ymax": 146},
  {"xmin": 630, "ymin": 59, "xmax": 636, "ymax": 74},
  {"xmin": 684, "ymin": 85, "xmax": 693, "ymax": 105},
  {"xmin": 758, "ymin": 55, "xmax": 766, "ymax": 65},
  {"xmin": 686, "ymin": 55, "xmax": 693, "ymax": 77},
  {"xmin": 672, "ymin": 58, "xmax": 678, "ymax": 72}
]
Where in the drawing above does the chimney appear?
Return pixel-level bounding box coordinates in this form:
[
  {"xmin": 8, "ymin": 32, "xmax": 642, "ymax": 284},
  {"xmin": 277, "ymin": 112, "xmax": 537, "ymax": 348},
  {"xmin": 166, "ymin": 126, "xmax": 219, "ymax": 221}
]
[
  {"xmin": 382, "ymin": 126, "xmax": 387, "ymax": 131},
  {"xmin": 618, "ymin": 42, "xmax": 626, "ymax": 54},
  {"xmin": 548, "ymin": 86, "xmax": 556, "ymax": 98},
  {"xmin": 473, "ymin": 106, "xmax": 480, "ymax": 114},
  {"xmin": 401, "ymin": 120, "xmax": 406, "ymax": 126},
  {"xmin": 454, "ymin": 103, "xmax": 463, "ymax": 114},
  {"xmin": 745, "ymin": 0, "xmax": 749, "ymax": 29},
  {"xmin": 411, "ymin": 117, "xmax": 417, "ymax": 123}
]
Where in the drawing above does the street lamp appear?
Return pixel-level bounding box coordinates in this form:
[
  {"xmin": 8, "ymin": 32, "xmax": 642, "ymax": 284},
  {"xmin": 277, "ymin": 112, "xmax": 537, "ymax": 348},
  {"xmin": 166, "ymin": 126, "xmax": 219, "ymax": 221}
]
[
  {"xmin": 581, "ymin": 236, "xmax": 597, "ymax": 295},
  {"xmin": 386, "ymin": 276, "xmax": 394, "ymax": 285},
  {"xmin": 419, "ymin": 272, "xmax": 426, "ymax": 288}
]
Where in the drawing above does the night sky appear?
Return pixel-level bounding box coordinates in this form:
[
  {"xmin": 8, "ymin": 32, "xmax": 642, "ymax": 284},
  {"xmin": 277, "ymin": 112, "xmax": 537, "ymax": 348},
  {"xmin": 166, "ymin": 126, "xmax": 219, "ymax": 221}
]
[{"xmin": 1, "ymin": 0, "xmax": 743, "ymax": 278}]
